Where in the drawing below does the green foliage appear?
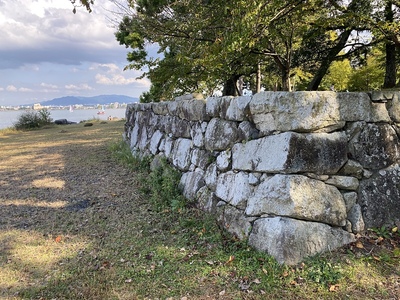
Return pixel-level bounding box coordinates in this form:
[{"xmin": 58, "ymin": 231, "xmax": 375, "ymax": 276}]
[
  {"xmin": 70, "ymin": 0, "xmax": 94, "ymax": 13},
  {"xmin": 370, "ymin": 226, "xmax": 392, "ymax": 239},
  {"xmin": 109, "ymin": 140, "xmax": 150, "ymax": 172},
  {"xmin": 109, "ymin": 140, "xmax": 185, "ymax": 211},
  {"xmin": 320, "ymin": 59, "xmax": 352, "ymax": 91},
  {"xmin": 303, "ymin": 257, "xmax": 343, "ymax": 286},
  {"xmin": 14, "ymin": 109, "xmax": 53, "ymax": 130},
  {"xmin": 147, "ymin": 158, "xmax": 186, "ymax": 212},
  {"xmin": 348, "ymin": 52, "xmax": 385, "ymax": 91},
  {"xmin": 117, "ymin": 0, "xmax": 397, "ymax": 95}
]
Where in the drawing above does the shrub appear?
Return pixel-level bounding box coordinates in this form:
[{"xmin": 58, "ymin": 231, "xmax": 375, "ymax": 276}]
[{"xmin": 14, "ymin": 109, "xmax": 53, "ymax": 130}]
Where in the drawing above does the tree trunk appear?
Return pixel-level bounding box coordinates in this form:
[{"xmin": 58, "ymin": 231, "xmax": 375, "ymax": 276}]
[
  {"xmin": 307, "ymin": 30, "xmax": 352, "ymax": 91},
  {"xmin": 256, "ymin": 63, "xmax": 261, "ymax": 93},
  {"xmin": 281, "ymin": 68, "xmax": 291, "ymax": 91},
  {"xmin": 384, "ymin": 43, "xmax": 397, "ymax": 88},
  {"xmin": 383, "ymin": 1, "xmax": 397, "ymax": 88},
  {"xmin": 222, "ymin": 75, "xmax": 241, "ymax": 96}
]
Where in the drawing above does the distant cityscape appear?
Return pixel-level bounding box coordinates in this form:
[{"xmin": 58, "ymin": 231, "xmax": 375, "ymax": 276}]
[
  {"xmin": 1, "ymin": 102, "xmax": 128, "ymax": 111},
  {"xmin": 0, "ymin": 94, "xmax": 138, "ymax": 111}
]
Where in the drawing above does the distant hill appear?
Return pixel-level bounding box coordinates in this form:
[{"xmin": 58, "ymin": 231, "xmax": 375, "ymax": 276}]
[{"xmin": 40, "ymin": 95, "xmax": 139, "ymax": 106}]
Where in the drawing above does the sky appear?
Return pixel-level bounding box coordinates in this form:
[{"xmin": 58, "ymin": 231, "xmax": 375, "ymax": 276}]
[{"xmin": 0, "ymin": 0, "xmax": 151, "ymax": 106}]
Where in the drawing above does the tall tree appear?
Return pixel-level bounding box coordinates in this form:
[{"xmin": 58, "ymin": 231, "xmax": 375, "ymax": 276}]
[
  {"xmin": 382, "ymin": 1, "xmax": 399, "ymax": 88},
  {"xmin": 301, "ymin": 0, "xmax": 374, "ymax": 90},
  {"xmin": 366, "ymin": 0, "xmax": 400, "ymax": 88},
  {"xmin": 116, "ymin": 0, "xmax": 324, "ymax": 95}
]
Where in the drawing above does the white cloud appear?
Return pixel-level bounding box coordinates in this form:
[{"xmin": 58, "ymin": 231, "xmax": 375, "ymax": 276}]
[
  {"xmin": 6, "ymin": 85, "xmax": 17, "ymax": 91},
  {"xmin": 0, "ymin": 1, "xmax": 149, "ymax": 106},
  {"xmin": 0, "ymin": 0, "xmax": 128, "ymax": 69},
  {"xmin": 65, "ymin": 83, "xmax": 93, "ymax": 91},
  {"xmin": 95, "ymin": 73, "xmax": 138, "ymax": 85},
  {"xmin": 92, "ymin": 63, "xmax": 150, "ymax": 87},
  {"xmin": 40, "ymin": 82, "xmax": 58, "ymax": 89},
  {"xmin": 19, "ymin": 87, "xmax": 33, "ymax": 92}
]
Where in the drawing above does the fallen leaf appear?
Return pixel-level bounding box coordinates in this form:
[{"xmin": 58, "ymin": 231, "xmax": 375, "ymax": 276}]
[
  {"xmin": 55, "ymin": 235, "xmax": 62, "ymax": 243},
  {"xmin": 225, "ymin": 255, "xmax": 235, "ymax": 264},
  {"xmin": 373, "ymin": 256, "xmax": 381, "ymax": 261},
  {"xmin": 375, "ymin": 237, "xmax": 384, "ymax": 244},
  {"xmin": 262, "ymin": 267, "xmax": 268, "ymax": 275},
  {"xmin": 282, "ymin": 271, "xmax": 289, "ymax": 277},
  {"xmin": 329, "ymin": 284, "xmax": 339, "ymax": 292},
  {"xmin": 125, "ymin": 279, "xmax": 132, "ymax": 283},
  {"xmin": 392, "ymin": 227, "xmax": 398, "ymax": 233},
  {"xmin": 355, "ymin": 241, "xmax": 364, "ymax": 249},
  {"xmin": 253, "ymin": 278, "xmax": 261, "ymax": 284}
]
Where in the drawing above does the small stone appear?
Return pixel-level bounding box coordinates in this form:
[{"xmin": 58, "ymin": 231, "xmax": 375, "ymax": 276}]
[
  {"xmin": 342, "ymin": 192, "xmax": 357, "ymax": 212},
  {"xmin": 216, "ymin": 150, "xmax": 231, "ymax": 171},
  {"xmin": 347, "ymin": 204, "xmax": 365, "ymax": 234},
  {"xmin": 325, "ymin": 176, "xmax": 359, "ymax": 190}
]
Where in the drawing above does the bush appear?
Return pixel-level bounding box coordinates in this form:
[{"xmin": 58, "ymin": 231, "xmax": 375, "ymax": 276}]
[{"xmin": 14, "ymin": 109, "xmax": 53, "ymax": 130}]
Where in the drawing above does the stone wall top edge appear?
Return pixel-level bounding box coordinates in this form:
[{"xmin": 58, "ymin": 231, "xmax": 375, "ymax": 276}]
[{"xmin": 128, "ymin": 91, "xmax": 397, "ymax": 114}]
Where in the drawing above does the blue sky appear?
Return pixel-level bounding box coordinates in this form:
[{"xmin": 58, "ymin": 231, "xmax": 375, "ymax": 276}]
[{"xmin": 0, "ymin": 0, "xmax": 151, "ymax": 106}]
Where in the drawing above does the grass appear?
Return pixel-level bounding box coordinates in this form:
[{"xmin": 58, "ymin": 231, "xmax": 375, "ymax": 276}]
[{"xmin": 0, "ymin": 121, "xmax": 399, "ymax": 299}]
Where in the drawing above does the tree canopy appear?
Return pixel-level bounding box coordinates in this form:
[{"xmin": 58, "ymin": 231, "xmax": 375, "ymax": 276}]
[
  {"xmin": 115, "ymin": 0, "xmax": 400, "ymax": 100},
  {"xmin": 70, "ymin": 0, "xmax": 94, "ymax": 13}
]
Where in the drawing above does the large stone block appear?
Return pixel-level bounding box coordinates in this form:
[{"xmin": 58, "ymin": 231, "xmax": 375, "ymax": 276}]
[
  {"xmin": 350, "ymin": 123, "xmax": 400, "ymax": 170},
  {"xmin": 248, "ymin": 217, "xmax": 355, "ymax": 265},
  {"xmin": 206, "ymin": 96, "xmax": 232, "ymax": 118},
  {"xmin": 250, "ymin": 91, "xmax": 345, "ymax": 133},
  {"xmin": 232, "ymin": 131, "xmax": 347, "ymax": 174},
  {"xmin": 171, "ymin": 138, "xmax": 192, "ymax": 171},
  {"xmin": 163, "ymin": 136, "xmax": 174, "ymax": 160},
  {"xmin": 249, "ymin": 92, "xmax": 389, "ymax": 134},
  {"xmin": 359, "ymin": 165, "xmax": 400, "ymax": 228},
  {"xmin": 130, "ymin": 122, "xmax": 140, "ymax": 149},
  {"xmin": 217, "ymin": 205, "xmax": 255, "ymax": 240},
  {"xmin": 179, "ymin": 170, "xmax": 206, "ymax": 200},
  {"xmin": 170, "ymin": 116, "xmax": 191, "ymax": 138},
  {"xmin": 196, "ymin": 186, "xmax": 218, "ymax": 213},
  {"xmin": 177, "ymin": 99, "xmax": 207, "ymax": 121},
  {"xmin": 215, "ymin": 171, "xmax": 252, "ymax": 209},
  {"xmin": 204, "ymin": 118, "xmax": 239, "ymax": 151},
  {"xmin": 191, "ymin": 148, "xmax": 212, "ymax": 170},
  {"xmin": 245, "ymin": 174, "xmax": 347, "ymax": 226},
  {"xmin": 149, "ymin": 130, "xmax": 163, "ymax": 155},
  {"xmin": 238, "ymin": 121, "xmax": 259, "ymax": 141},
  {"xmin": 225, "ymin": 96, "xmax": 252, "ymax": 121},
  {"xmin": 152, "ymin": 102, "xmax": 169, "ymax": 115},
  {"xmin": 387, "ymin": 92, "xmax": 400, "ymax": 122},
  {"xmin": 205, "ymin": 163, "xmax": 218, "ymax": 191}
]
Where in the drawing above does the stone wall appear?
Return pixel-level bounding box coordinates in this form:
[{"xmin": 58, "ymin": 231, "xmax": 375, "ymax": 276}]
[{"xmin": 124, "ymin": 91, "xmax": 400, "ymax": 265}]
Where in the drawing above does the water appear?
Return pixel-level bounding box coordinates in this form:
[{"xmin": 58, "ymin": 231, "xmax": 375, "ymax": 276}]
[{"xmin": 0, "ymin": 108, "xmax": 127, "ymax": 130}]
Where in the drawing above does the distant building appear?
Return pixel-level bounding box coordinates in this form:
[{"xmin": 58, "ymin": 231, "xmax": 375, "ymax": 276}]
[{"xmin": 33, "ymin": 103, "xmax": 42, "ymax": 110}]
